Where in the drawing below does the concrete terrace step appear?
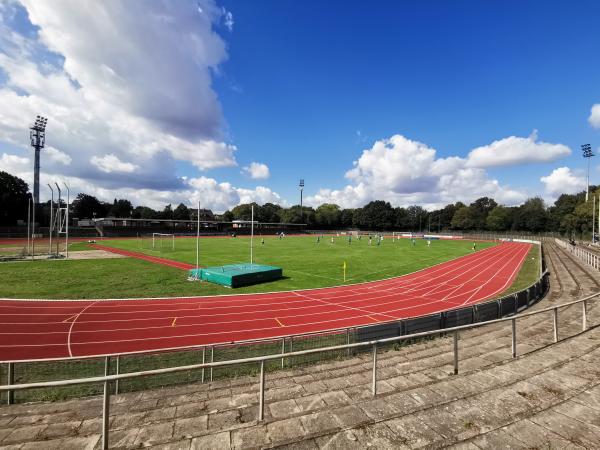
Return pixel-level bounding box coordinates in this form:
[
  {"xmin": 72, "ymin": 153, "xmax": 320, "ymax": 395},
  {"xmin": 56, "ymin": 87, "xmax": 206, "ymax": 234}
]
[{"xmin": 1, "ymin": 324, "xmax": 600, "ymax": 449}]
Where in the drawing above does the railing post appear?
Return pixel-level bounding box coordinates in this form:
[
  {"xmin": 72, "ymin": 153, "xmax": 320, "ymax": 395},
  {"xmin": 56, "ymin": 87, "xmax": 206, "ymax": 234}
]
[
  {"xmin": 553, "ymin": 307, "xmax": 559, "ymax": 343},
  {"xmin": 201, "ymin": 347, "xmax": 205, "ymax": 383},
  {"xmin": 104, "ymin": 356, "xmax": 110, "ymax": 377},
  {"xmin": 511, "ymin": 318, "xmax": 517, "ymax": 358},
  {"xmin": 346, "ymin": 328, "xmax": 351, "ymax": 357},
  {"xmin": 7, "ymin": 362, "xmax": 14, "ymax": 405},
  {"xmin": 453, "ymin": 330, "xmax": 459, "ymax": 375},
  {"xmin": 289, "ymin": 337, "xmax": 294, "ymax": 367},
  {"xmin": 583, "ymin": 299, "xmax": 588, "ymax": 332},
  {"xmin": 210, "ymin": 346, "xmax": 214, "ymax": 382},
  {"xmin": 115, "ymin": 356, "xmax": 120, "ymax": 395},
  {"xmin": 258, "ymin": 360, "xmax": 265, "ymax": 421},
  {"xmin": 281, "ymin": 337, "xmax": 285, "ymax": 369},
  {"xmin": 102, "ymin": 380, "xmax": 111, "ymax": 450},
  {"xmin": 372, "ymin": 344, "xmax": 377, "ymax": 397}
]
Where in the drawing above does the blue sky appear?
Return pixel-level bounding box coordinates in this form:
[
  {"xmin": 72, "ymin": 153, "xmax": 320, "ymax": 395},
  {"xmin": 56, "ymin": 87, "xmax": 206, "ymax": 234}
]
[{"xmin": 1, "ymin": 1, "xmax": 600, "ymax": 211}]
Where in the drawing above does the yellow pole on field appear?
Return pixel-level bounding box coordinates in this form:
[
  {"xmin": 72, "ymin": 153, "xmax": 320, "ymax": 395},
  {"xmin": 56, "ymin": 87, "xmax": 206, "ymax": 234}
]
[{"xmin": 343, "ymin": 261, "xmax": 347, "ymax": 282}]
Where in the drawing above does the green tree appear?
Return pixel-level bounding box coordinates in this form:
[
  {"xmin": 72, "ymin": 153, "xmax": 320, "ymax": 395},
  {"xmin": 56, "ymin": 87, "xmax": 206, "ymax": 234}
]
[
  {"xmin": 108, "ymin": 198, "xmax": 133, "ymax": 217},
  {"xmin": 71, "ymin": 193, "xmax": 107, "ymax": 219},
  {"xmin": 451, "ymin": 206, "xmax": 476, "ymax": 230},
  {"xmin": 173, "ymin": 203, "xmax": 190, "ymax": 220},
  {"xmin": 315, "ymin": 204, "xmax": 341, "ymax": 228},
  {"xmin": 0, "ymin": 171, "xmax": 29, "ymax": 225},
  {"xmin": 132, "ymin": 206, "xmax": 159, "ymax": 219},
  {"xmin": 513, "ymin": 198, "xmax": 547, "ymax": 232},
  {"xmin": 469, "ymin": 197, "xmax": 498, "ymax": 229},
  {"xmin": 486, "ymin": 206, "xmax": 513, "ymax": 231},
  {"xmin": 160, "ymin": 204, "xmax": 174, "ymax": 220},
  {"xmin": 340, "ymin": 209, "xmax": 354, "ymax": 228},
  {"xmin": 353, "ymin": 201, "xmax": 395, "ymax": 230}
]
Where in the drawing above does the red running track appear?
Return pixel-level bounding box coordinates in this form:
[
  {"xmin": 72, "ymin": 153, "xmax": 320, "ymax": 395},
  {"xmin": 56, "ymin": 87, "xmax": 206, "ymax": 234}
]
[{"xmin": 0, "ymin": 241, "xmax": 531, "ymax": 361}]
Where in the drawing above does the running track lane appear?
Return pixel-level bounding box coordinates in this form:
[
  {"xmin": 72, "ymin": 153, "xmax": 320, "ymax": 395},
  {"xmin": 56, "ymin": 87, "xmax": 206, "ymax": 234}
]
[{"xmin": 0, "ymin": 242, "xmax": 531, "ymax": 361}]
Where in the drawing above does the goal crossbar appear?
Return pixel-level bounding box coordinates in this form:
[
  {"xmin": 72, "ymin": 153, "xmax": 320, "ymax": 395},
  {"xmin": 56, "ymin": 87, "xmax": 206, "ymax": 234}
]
[{"xmin": 152, "ymin": 233, "xmax": 175, "ymax": 249}]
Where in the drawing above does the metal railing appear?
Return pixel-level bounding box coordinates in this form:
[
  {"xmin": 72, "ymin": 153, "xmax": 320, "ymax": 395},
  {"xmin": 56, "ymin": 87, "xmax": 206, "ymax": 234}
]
[
  {"xmin": 1, "ymin": 288, "xmax": 598, "ymax": 449},
  {"xmin": 0, "ymin": 242, "xmax": 547, "ymax": 406},
  {"xmin": 555, "ymin": 238, "xmax": 600, "ymax": 271}
]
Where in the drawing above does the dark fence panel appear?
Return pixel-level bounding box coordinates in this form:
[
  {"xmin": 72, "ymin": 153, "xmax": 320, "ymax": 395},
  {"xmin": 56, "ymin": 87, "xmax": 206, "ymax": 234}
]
[
  {"xmin": 356, "ymin": 322, "xmax": 401, "ymax": 342},
  {"xmin": 499, "ymin": 295, "xmax": 517, "ymax": 317},
  {"xmin": 474, "ymin": 301, "xmax": 500, "ymax": 322},
  {"xmin": 443, "ymin": 307, "xmax": 474, "ymax": 328},
  {"xmin": 517, "ymin": 290, "xmax": 529, "ymax": 311},
  {"xmin": 403, "ymin": 314, "xmax": 442, "ymax": 335}
]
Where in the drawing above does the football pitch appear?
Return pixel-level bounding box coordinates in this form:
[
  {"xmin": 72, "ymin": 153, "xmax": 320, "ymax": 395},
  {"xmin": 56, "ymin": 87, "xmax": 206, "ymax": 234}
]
[{"xmin": 0, "ymin": 235, "xmax": 539, "ymax": 300}]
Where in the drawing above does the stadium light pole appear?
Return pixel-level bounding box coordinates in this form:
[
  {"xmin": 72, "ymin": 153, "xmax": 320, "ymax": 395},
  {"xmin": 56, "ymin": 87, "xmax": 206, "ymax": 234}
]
[
  {"xmin": 299, "ymin": 179, "xmax": 304, "ymax": 223},
  {"xmin": 29, "ymin": 116, "xmax": 48, "ymax": 204},
  {"xmin": 582, "ymin": 144, "xmax": 594, "ymax": 202}
]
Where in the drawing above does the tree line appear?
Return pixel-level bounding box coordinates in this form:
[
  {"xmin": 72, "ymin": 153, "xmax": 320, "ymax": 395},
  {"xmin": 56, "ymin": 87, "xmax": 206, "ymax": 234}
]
[{"xmin": 0, "ymin": 170, "xmax": 597, "ymax": 236}]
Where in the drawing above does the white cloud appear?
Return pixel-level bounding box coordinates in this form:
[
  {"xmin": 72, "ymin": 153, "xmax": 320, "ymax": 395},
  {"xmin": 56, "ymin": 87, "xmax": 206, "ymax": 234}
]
[
  {"xmin": 46, "ymin": 146, "xmax": 71, "ymax": 165},
  {"xmin": 306, "ymin": 134, "xmax": 529, "ymax": 209},
  {"xmin": 0, "ymin": 0, "xmax": 238, "ymax": 198},
  {"xmin": 91, "ymin": 154, "xmax": 139, "ymax": 174},
  {"xmin": 0, "ymin": 152, "xmax": 30, "ymax": 173},
  {"xmin": 540, "ymin": 167, "xmax": 587, "ymax": 196},
  {"xmin": 241, "ymin": 162, "xmax": 270, "ymax": 179},
  {"xmin": 589, "ymin": 104, "xmax": 600, "ymax": 129},
  {"xmin": 466, "ymin": 130, "xmax": 571, "ymax": 168}
]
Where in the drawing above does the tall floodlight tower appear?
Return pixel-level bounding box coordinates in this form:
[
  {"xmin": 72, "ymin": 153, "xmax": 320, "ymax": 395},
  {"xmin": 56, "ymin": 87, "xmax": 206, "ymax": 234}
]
[
  {"xmin": 582, "ymin": 144, "xmax": 594, "ymax": 202},
  {"xmin": 299, "ymin": 179, "xmax": 304, "ymax": 222},
  {"xmin": 29, "ymin": 116, "xmax": 48, "ymax": 203}
]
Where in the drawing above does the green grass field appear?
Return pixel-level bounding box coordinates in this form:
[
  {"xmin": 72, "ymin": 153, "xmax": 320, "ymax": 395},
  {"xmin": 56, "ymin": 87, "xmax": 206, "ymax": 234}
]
[{"xmin": 0, "ymin": 235, "xmax": 505, "ymax": 299}]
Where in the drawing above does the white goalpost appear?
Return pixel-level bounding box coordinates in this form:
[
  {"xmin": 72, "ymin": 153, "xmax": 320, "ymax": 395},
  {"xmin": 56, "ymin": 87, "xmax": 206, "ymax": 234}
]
[{"xmin": 152, "ymin": 233, "xmax": 175, "ymax": 250}]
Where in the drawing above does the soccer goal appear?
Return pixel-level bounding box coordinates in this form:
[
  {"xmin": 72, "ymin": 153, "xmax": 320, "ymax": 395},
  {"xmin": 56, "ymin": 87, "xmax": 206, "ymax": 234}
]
[{"xmin": 152, "ymin": 233, "xmax": 175, "ymax": 250}]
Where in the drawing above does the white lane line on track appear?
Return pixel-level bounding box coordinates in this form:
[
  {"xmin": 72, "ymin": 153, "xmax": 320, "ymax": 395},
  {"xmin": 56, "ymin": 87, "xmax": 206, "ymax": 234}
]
[
  {"xmin": 0, "ymin": 244, "xmax": 518, "ymax": 319},
  {"xmin": 291, "ymin": 291, "xmax": 398, "ymax": 320},
  {"xmin": 67, "ymin": 301, "xmax": 97, "ymax": 357},
  {"xmin": 1, "ymin": 249, "xmax": 525, "ymax": 348},
  {"xmin": 0, "ymin": 244, "xmax": 531, "ymax": 349},
  {"xmin": 0, "ymin": 242, "xmax": 508, "ymax": 305},
  {"xmin": 2, "ymin": 246, "xmax": 531, "ymax": 337},
  {"xmin": 439, "ymin": 244, "xmax": 526, "ymax": 301},
  {"xmin": 0, "ymin": 244, "xmax": 528, "ymax": 333},
  {"xmin": 459, "ymin": 243, "xmax": 531, "ymax": 306}
]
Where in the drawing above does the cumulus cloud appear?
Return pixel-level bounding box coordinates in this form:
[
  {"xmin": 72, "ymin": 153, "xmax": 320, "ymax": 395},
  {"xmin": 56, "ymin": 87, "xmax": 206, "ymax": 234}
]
[
  {"xmin": 241, "ymin": 162, "xmax": 270, "ymax": 179},
  {"xmin": 589, "ymin": 104, "xmax": 600, "ymax": 129},
  {"xmin": 91, "ymin": 154, "xmax": 139, "ymax": 174},
  {"xmin": 0, "ymin": 0, "xmax": 240, "ymax": 202},
  {"xmin": 306, "ymin": 134, "xmax": 530, "ymax": 209},
  {"xmin": 466, "ymin": 130, "xmax": 571, "ymax": 168},
  {"xmin": 540, "ymin": 167, "xmax": 587, "ymax": 196}
]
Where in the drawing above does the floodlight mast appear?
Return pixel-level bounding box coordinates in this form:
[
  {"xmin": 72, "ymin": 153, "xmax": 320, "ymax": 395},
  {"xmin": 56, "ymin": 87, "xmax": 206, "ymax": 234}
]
[
  {"xmin": 582, "ymin": 144, "xmax": 594, "ymax": 202},
  {"xmin": 29, "ymin": 116, "xmax": 48, "ymax": 204}
]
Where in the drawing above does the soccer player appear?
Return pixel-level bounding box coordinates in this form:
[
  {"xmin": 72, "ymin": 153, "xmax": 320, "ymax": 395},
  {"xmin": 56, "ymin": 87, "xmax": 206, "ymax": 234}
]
[
  {"xmin": 427, "ymin": 240, "xmax": 431, "ymax": 247},
  {"xmin": 316, "ymin": 236, "xmax": 320, "ymax": 244},
  {"xmin": 368, "ymin": 236, "xmax": 372, "ymax": 246},
  {"xmin": 348, "ymin": 235, "xmax": 352, "ymax": 245},
  {"xmin": 261, "ymin": 237, "xmax": 265, "ymax": 245},
  {"xmin": 472, "ymin": 242, "xmax": 477, "ymax": 251},
  {"xmin": 412, "ymin": 238, "xmax": 416, "ymax": 246},
  {"xmin": 331, "ymin": 236, "xmax": 334, "ymax": 244}
]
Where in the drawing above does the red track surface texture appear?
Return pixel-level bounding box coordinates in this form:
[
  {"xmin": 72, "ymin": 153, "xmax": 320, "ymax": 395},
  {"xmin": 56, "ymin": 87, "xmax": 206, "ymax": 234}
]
[
  {"xmin": 90, "ymin": 244, "xmax": 196, "ymax": 270},
  {"xmin": 0, "ymin": 242, "xmax": 531, "ymax": 361}
]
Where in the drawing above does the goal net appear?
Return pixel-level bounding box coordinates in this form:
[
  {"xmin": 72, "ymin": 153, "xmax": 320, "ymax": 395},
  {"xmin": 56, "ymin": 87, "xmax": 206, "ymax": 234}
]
[{"xmin": 152, "ymin": 233, "xmax": 175, "ymax": 250}]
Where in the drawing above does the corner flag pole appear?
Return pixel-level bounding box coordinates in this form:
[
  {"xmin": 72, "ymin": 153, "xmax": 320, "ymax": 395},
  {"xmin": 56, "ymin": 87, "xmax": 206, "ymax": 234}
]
[
  {"xmin": 196, "ymin": 201, "xmax": 200, "ymax": 279},
  {"xmin": 343, "ymin": 261, "xmax": 346, "ymax": 282},
  {"xmin": 250, "ymin": 204, "xmax": 254, "ymax": 266}
]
